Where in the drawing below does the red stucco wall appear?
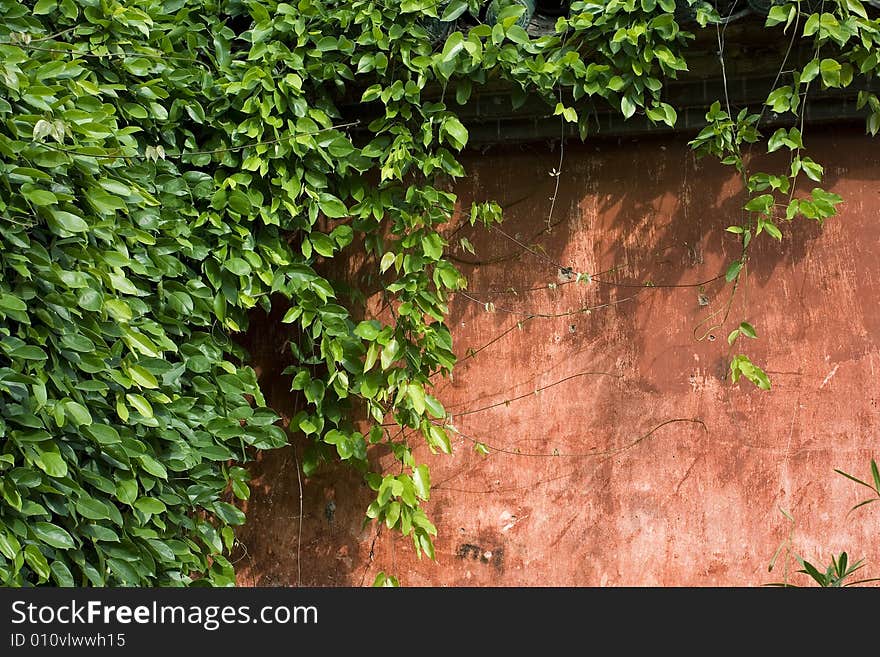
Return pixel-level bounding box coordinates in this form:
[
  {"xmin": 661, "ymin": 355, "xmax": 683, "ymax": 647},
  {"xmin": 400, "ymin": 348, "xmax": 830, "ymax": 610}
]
[{"xmin": 235, "ymin": 127, "xmax": 880, "ymax": 587}]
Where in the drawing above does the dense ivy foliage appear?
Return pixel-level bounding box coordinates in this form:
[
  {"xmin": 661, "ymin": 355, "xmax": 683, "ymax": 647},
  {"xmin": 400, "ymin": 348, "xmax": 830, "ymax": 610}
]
[{"xmin": 0, "ymin": 0, "xmax": 876, "ymax": 585}]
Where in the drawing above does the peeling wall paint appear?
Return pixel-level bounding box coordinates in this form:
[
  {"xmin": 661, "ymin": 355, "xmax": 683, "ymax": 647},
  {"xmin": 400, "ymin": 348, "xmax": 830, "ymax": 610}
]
[{"xmin": 235, "ymin": 128, "xmax": 880, "ymax": 587}]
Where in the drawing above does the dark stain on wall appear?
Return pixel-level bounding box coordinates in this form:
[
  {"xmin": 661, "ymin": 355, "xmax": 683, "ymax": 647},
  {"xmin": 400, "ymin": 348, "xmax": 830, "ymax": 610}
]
[{"xmin": 457, "ymin": 543, "xmax": 505, "ymax": 572}]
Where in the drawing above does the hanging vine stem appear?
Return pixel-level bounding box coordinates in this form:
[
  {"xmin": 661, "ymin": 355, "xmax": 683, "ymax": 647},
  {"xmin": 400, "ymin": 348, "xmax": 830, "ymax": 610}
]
[
  {"xmin": 592, "ymin": 273, "xmax": 726, "ymax": 289},
  {"xmin": 291, "ymin": 441, "xmax": 304, "ymax": 587},
  {"xmin": 448, "ymin": 223, "xmax": 568, "ymax": 267},
  {"xmin": 443, "ymin": 417, "xmax": 708, "ymax": 459},
  {"xmin": 780, "ymin": 13, "xmax": 822, "ymax": 211},
  {"xmin": 489, "ymin": 224, "xmax": 573, "ymax": 272},
  {"xmin": 686, "ymin": 2, "xmax": 817, "ymax": 385},
  {"xmin": 693, "ymin": 274, "xmax": 743, "ymax": 342},
  {"xmin": 455, "ymin": 288, "xmax": 643, "ymax": 318},
  {"xmin": 462, "ymin": 265, "xmax": 625, "ymax": 295},
  {"xmin": 545, "ymin": 89, "xmax": 566, "ymax": 233},
  {"xmin": 433, "ymin": 466, "xmax": 585, "ymax": 495},
  {"xmin": 441, "ymin": 370, "xmax": 622, "ymax": 416}
]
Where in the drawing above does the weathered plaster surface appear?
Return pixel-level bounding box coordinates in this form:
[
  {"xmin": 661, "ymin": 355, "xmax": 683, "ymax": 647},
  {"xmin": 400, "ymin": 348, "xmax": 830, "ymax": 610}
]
[{"xmin": 236, "ymin": 128, "xmax": 880, "ymax": 587}]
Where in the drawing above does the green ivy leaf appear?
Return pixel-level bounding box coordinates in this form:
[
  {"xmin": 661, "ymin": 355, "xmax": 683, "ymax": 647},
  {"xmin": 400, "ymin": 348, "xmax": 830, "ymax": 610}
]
[
  {"xmin": 408, "ymin": 383, "xmax": 426, "ymax": 415},
  {"xmin": 725, "ymin": 260, "xmax": 743, "ymax": 282},
  {"xmin": 506, "ymin": 25, "xmax": 529, "ymax": 45},
  {"xmin": 213, "ymin": 502, "xmax": 246, "ymax": 525},
  {"xmin": 224, "ymin": 258, "xmax": 252, "ymax": 276},
  {"xmin": 24, "ymin": 188, "xmax": 57, "ymax": 206},
  {"xmin": 10, "ymin": 345, "xmax": 48, "ymax": 361},
  {"xmin": 427, "ymin": 425, "xmax": 452, "ymax": 454},
  {"xmin": 64, "ymin": 401, "xmax": 92, "ymax": 427},
  {"xmin": 123, "ymin": 331, "xmax": 161, "ymax": 358},
  {"xmin": 24, "ymin": 545, "xmax": 51, "ymax": 582},
  {"xmin": 76, "ymin": 497, "xmax": 111, "ymax": 521},
  {"xmin": 134, "ymin": 497, "xmax": 167, "ymax": 515},
  {"xmin": 227, "ymin": 191, "xmax": 252, "ymax": 215},
  {"xmin": 51, "ymin": 560, "xmax": 75, "ymax": 587},
  {"xmin": 47, "ymin": 209, "xmax": 88, "ymax": 234},
  {"xmin": 126, "ymin": 393, "xmax": 154, "ymax": 418},
  {"xmin": 318, "ymin": 194, "xmax": 348, "ymax": 219},
  {"xmin": 33, "ymin": 0, "xmax": 56, "ymax": 14},
  {"xmin": 354, "ymin": 320, "xmax": 381, "ymax": 340},
  {"xmin": 34, "ymin": 451, "xmax": 67, "ymax": 478},
  {"xmin": 381, "ymin": 339, "xmax": 401, "ymax": 370},
  {"xmin": 412, "ymin": 464, "xmax": 430, "ymax": 500},
  {"xmin": 32, "ymin": 522, "xmax": 76, "ymax": 550},
  {"xmin": 310, "ymin": 233, "xmax": 336, "ymax": 258},
  {"xmin": 115, "ymin": 479, "xmax": 138, "ymax": 505},
  {"xmin": 442, "ymin": 116, "xmax": 469, "ymax": 149},
  {"xmin": 380, "ymin": 252, "xmax": 396, "ymax": 273},
  {"xmin": 421, "ymin": 233, "xmax": 443, "ymax": 259},
  {"xmin": 739, "ymin": 322, "xmax": 757, "ymax": 339},
  {"xmin": 127, "ymin": 365, "xmax": 159, "ymax": 389},
  {"xmin": 137, "ymin": 455, "xmax": 167, "ymax": 479}
]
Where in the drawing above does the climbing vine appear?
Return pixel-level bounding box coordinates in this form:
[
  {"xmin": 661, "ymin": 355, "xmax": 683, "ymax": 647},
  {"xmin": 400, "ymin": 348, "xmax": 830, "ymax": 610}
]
[{"xmin": 0, "ymin": 0, "xmax": 877, "ymax": 585}]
